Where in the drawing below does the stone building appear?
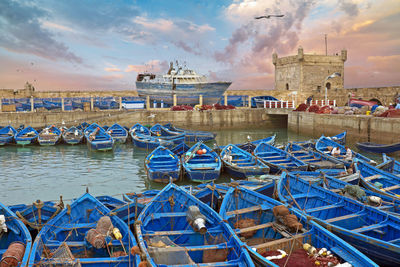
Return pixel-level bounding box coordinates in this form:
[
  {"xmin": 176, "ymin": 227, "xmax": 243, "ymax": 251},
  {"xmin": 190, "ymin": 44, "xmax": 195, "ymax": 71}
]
[{"xmin": 272, "ymin": 47, "xmax": 347, "ymax": 93}]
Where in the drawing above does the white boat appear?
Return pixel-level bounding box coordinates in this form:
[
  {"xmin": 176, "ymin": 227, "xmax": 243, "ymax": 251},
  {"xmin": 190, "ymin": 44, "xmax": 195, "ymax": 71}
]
[{"xmin": 135, "ymin": 61, "xmax": 231, "ymax": 105}]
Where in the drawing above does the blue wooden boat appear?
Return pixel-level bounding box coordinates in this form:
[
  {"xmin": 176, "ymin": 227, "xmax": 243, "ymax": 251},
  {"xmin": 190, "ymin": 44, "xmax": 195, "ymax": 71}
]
[
  {"xmin": 129, "ymin": 123, "xmax": 151, "ymax": 137},
  {"xmin": 330, "ymin": 131, "xmax": 347, "ymax": 145},
  {"xmin": 150, "ymin": 124, "xmax": 185, "ymax": 145},
  {"xmin": 38, "ymin": 125, "xmax": 62, "ymax": 146},
  {"xmin": 145, "ymin": 146, "xmax": 181, "ymax": 183},
  {"xmin": 356, "ymin": 141, "xmax": 400, "ymax": 154},
  {"xmin": 254, "ymin": 142, "xmax": 307, "ymax": 173},
  {"xmin": 277, "ymin": 172, "xmax": 400, "ymax": 266},
  {"xmin": 163, "ymin": 123, "xmax": 216, "ymax": 142},
  {"xmin": 218, "ymin": 134, "xmax": 276, "ymax": 153},
  {"xmin": 28, "ymin": 192, "xmax": 140, "ymax": 266},
  {"xmin": 182, "ymin": 142, "xmax": 222, "ymax": 182},
  {"xmin": 84, "ymin": 123, "xmax": 114, "ymax": 151},
  {"xmin": 107, "ymin": 123, "xmax": 128, "ymax": 143},
  {"xmin": 171, "ymin": 142, "xmax": 190, "ymax": 157},
  {"xmin": 219, "ymin": 186, "xmax": 377, "ymax": 267},
  {"xmin": 14, "ymin": 126, "xmax": 38, "ymax": 145},
  {"xmin": 0, "ymin": 202, "xmax": 32, "ymax": 266},
  {"xmin": 0, "ymin": 125, "xmax": 17, "ymax": 145},
  {"xmin": 285, "ymin": 142, "xmax": 344, "ymax": 170},
  {"xmin": 220, "ymin": 144, "xmax": 270, "ymax": 179},
  {"xmin": 132, "ymin": 133, "xmax": 174, "ymax": 150},
  {"xmin": 77, "ymin": 122, "xmax": 89, "ymax": 130},
  {"xmin": 377, "ymin": 153, "xmax": 400, "ymax": 175},
  {"xmin": 355, "ymin": 159, "xmax": 400, "ymax": 200},
  {"xmin": 96, "ymin": 195, "xmax": 126, "ymax": 210},
  {"xmin": 8, "ymin": 198, "xmax": 63, "ymax": 232},
  {"xmin": 62, "ymin": 126, "xmax": 84, "ymax": 145},
  {"xmin": 315, "ymin": 136, "xmax": 375, "ymax": 167},
  {"xmin": 134, "ymin": 182, "xmax": 254, "ymax": 266}
]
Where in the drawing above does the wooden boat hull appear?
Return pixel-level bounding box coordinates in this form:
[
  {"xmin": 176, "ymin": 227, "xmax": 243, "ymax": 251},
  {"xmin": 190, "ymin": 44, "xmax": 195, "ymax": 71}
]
[
  {"xmin": 356, "ymin": 141, "xmax": 400, "ymax": 154},
  {"xmin": 0, "ymin": 202, "xmax": 32, "ymax": 266},
  {"xmin": 277, "ymin": 172, "xmax": 400, "ymax": 266},
  {"xmin": 28, "ymin": 193, "xmax": 140, "ymax": 266},
  {"xmin": 135, "ymin": 183, "xmax": 253, "ymax": 266},
  {"xmin": 145, "ymin": 146, "xmax": 181, "ymax": 183},
  {"xmin": 220, "ymin": 186, "xmax": 377, "ymax": 267}
]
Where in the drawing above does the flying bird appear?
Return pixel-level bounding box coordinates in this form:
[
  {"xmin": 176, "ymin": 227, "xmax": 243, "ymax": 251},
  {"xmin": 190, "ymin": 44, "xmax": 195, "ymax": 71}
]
[{"xmin": 255, "ymin": 14, "xmax": 284, "ymax": 19}]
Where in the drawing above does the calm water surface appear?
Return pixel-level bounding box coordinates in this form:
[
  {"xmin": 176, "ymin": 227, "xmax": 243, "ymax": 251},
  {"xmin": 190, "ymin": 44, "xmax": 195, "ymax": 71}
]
[{"xmin": 0, "ymin": 127, "xmax": 384, "ymax": 205}]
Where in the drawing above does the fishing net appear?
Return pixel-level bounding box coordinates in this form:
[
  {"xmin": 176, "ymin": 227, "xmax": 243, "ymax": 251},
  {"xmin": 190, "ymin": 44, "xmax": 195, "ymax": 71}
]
[
  {"xmin": 147, "ymin": 236, "xmax": 195, "ymax": 265},
  {"xmin": 40, "ymin": 242, "xmax": 81, "ymax": 267},
  {"xmin": 307, "ymin": 105, "xmax": 320, "ymax": 113},
  {"xmin": 273, "ymin": 205, "xmax": 303, "ymax": 232},
  {"xmin": 85, "ymin": 216, "xmax": 113, "ymax": 249},
  {"xmin": 293, "ymin": 103, "xmax": 308, "ymax": 112},
  {"xmin": 343, "ymin": 185, "xmax": 366, "ymax": 201},
  {"xmin": 203, "ymin": 234, "xmax": 228, "ymax": 263},
  {"xmin": 234, "ymin": 218, "xmax": 256, "ymax": 239},
  {"xmin": 0, "ymin": 241, "xmax": 25, "ymax": 267}
]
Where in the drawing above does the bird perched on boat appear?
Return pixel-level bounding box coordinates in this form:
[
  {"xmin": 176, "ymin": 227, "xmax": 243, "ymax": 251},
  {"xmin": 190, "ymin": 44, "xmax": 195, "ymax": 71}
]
[{"xmin": 255, "ymin": 14, "xmax": 284, "ymax": 19}]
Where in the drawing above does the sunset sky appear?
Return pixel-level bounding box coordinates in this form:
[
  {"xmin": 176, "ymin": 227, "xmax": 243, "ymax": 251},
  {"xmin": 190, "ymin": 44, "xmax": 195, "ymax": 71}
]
[{"xmin": 0, "ymin": 0, "xmax": 399, "ymax": 91}]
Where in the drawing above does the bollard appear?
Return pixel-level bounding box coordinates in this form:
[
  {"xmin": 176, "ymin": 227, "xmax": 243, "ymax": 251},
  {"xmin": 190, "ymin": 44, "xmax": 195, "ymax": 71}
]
[
  {"xmin": 153, "ymin": 100, "xmax": 157, "ymax": 109},
  {"xmin": 61, "ymin": 98, "xmax": 65, "ymax": 111},
  {"xmin": 248, "ymin": 95, "xmax": 251, "ymax": 108},
  {"xmin": 173, "ymin": 94, "xmax": 177, "ymax": 106},
  {"xmin": 199, "ymin": 95, "xmax": 203, "ymax": 106},
  {"xmin": 31, "ymin": 96, "xmax": 34, "ymax": 112},
  {"xmin": 0, "ymin": 98, "xmax": 2, "ymax": 112},
  {"xmin": 224, "ymin": 94, "xmax": 228, "ymax": 106},
  {"xmin": 145, "ymin": 96, "xmax": 150, "ymax": 110},
  {"xmin": 90, "ymin": 97, "xmax": 94, "ymax": 111},
  {"xmin": 119, "ymin": 96, "xmax": 122, "ymax": 110},
  {"xmin": 161, "ymin": 99, "xmax": 164, "ymax": 108}
]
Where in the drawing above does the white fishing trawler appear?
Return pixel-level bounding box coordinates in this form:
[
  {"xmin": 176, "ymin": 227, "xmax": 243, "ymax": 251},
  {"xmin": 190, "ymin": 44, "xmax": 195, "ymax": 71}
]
[{"xmin": 135, "ymin": 61, "xmax": 231, "ymax": 105}]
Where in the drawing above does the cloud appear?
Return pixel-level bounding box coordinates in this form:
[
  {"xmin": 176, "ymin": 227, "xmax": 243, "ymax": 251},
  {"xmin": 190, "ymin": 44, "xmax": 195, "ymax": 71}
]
[
  {"xmin": 104, "ymin": 67, "xmax": 121, "ymax": 72},
  {"xmin": 0, "ymin": 1, "xmax": 82, "ymax": 63},
  {"xmin": 122, "ymin": 16, "xmax": 215, "ymax": 55},
  {"xmin": 125, "ymin": 60, "xmax": 169, "ymax": 74},
  {"xmin": 338, "ymin": 0, "xmax": 359, "ymax": 17}
]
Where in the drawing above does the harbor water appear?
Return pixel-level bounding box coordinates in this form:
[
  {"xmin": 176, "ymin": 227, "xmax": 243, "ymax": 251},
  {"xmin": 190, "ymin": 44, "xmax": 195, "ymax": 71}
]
[{"xmin": 0, "ymin": 127, "xmax": 384, "ymax": 206}]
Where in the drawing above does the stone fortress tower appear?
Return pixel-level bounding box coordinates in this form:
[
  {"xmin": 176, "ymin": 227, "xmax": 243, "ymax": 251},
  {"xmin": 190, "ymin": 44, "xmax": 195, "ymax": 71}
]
[{"xmin": 272, "ymin": 47, "xmax": 347, "ymax": 93}]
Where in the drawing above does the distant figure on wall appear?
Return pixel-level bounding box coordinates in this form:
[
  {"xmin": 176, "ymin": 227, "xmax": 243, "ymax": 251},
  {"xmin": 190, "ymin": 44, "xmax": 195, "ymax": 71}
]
[{"xmin": 306, "ymin": 95, "xmax": 313, "ymax": 105}]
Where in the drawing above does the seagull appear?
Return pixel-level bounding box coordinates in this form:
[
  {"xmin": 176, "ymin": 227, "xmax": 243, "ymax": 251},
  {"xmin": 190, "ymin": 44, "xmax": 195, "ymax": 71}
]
[
  {"xmin": 148, "ymin": 113, "xmax": 156, "ymax": 118},
  {"xmin": 255, "ymin": 14, "xmax": 284, "ymax": 19}
]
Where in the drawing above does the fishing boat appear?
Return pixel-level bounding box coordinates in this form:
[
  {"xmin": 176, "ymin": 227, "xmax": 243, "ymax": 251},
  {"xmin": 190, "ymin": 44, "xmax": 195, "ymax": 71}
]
[
  {"xmin": 219, "ymin": 186, "xmax": 377, "ymax": 267},
  {"xmin": 107, "ymin": 123, "xmax": 128, "ymax": 144},
  {"xmin": 8, "ymin": 198, "xmax": 63, "ymax": 233},
  {"xmin": 220, "ymin": 144, "xmax": 270, "ymax": 179},
  {"xmin": 254, "ymin": 142, "xmax": 307, "ymax": 173},
  {"xmin": 62, "ymin": 126, "xmax": 84, "ymax": 145},
  {"xmin": 131, "ymin": 134, "xmax": 174, "ymax": 150},
  {"xmin": 134, "ymin": 182, "xmax": 253, "ymax": 266},
  {"xmin": 14, "ymin": 126, "xmax": 38, "ymax": 145},
  {"xmin": 182, "ymin": 142, "xmax": 222, "ymax": 182},
  {"xmin": 84, "ymin": 123, "xmax": 114, "ymax": 151},
  {"xmin": 171, "ymin": 142, "xmax": 190, "ymax": 157},
  {"xmin": 28, "ymin": 192, "xmax": 140, "ymax": 266},
  {"xmin": 96, "ymin": 195, "xmax": 126, "ymax": 211},
  {"xmin": 136, "ymin": 61, "xmax": 231, "ymax": 105},
  {"xmin": 0, "ymin": 202, "xmax": 32, "ymax": 266},
  {"xmin": 377, "ymin": 153, "xmax": 400, "ymax": 175},
  {"xmin": 315, "ymin": 136, "xmax": 375, "ymax": 167},
  {"xmin": 144, "ymin": 146, "xmax": 181, "ymax": 183},
  {"xmin": 218, "ymin": 134, "xmax": 276, "ymax": 153},
  {"xmin": 355, "ymin": 159, "xmax": 400, "ymax": 200},
  {"xmin": 356, "ymin": 141, "xmax": 400, "ymax": 154},
  {"xmin": 277, "ymin": 172, "xmax": 400, "ymax": 266},
  {"xmin": 285, "ymin": 142, "xmax": 344, "ymax": 170},
  {"xmin": 77, "ymin": 122, "xmax": 89, "ymax": 130},
  {"xmin": 38, "ymin": 125, "xmax": 62, "ymax": 146},
  {"xmin": 150, "ymin": 124, "xmax": 185, "ymax": 145},
  {"xmin": 0, "ymin": 125, "xmax": 17, "ymax": 145},
  {"xmin": 330, "ymin": 131, "xmax": 347, "ymax": 145},
  {"xmin": 129, "ymin": 123, "xmax": 151, "ymax": 137},
  {"xmin": 163, "ymin": 123, "xmax": 216, "ymax": 142}
]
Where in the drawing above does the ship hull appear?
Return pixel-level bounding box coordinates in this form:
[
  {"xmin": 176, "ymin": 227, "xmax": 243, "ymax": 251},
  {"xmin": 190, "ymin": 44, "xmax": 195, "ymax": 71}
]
[{"xmin": 135, "ymin": 82, "xmax": 231, "ymax": 105}]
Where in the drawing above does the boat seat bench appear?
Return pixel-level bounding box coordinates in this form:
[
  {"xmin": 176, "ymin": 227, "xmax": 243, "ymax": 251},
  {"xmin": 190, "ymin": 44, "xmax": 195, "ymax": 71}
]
[
  {"xmin": 237, "ymin": 222, "xmax": 273, "ymax": 234},
  {"xmin": 252, "ymin": 234, "xmax": 304, "ymax": 250},
  {"xmin": 352, "ymin": 224, "xmax": 386, "ymax": 235},
  {"xmin": 325, "ymin": 213, "xmax": 361, "ymax": 223},
  {"xmin": 226, "ymin": 205, "xmax": 270, "ymax": 216},
  {"xmin": 382, "ymin": 184, "xmax": 400, "ymax": 192},
  {"xmin": 363, "ymin": 175, "xmax": 382, "ymax": 182},
  {"xmin": 306, "ymin": 204, "xmax": 343, "ymax": 213}
]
